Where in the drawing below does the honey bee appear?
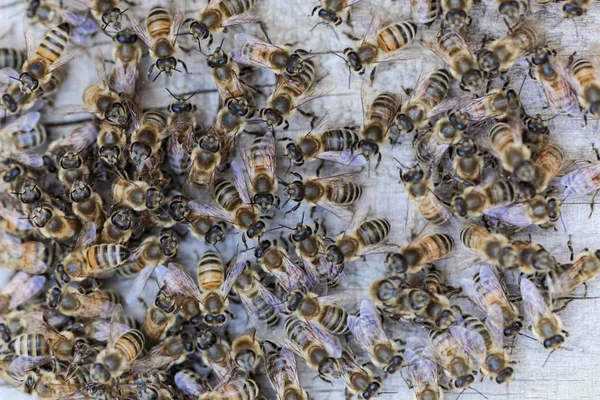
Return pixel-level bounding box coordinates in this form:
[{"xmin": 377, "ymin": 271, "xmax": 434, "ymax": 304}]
[
  {"xmin": 125, "ymin": 4, "xmax": 188, "ymax": 80},
  {"xmin": 312, "ymin": 0, "xmax": 364, "ymax": 26},
  {"xmin": 100, "ymin": 206, "xmax": 139, "ymax": 245},
  {"xmin": 237, "ymin": 132, "xmax": 279, "ymax": 212},
  {"xmin": 264, "ymin": 344, "xmax": 309, "ymax": 400},
  {"xmin": 356, "ymin": 91, "xmax": 400, "ymax": 166},
  {"xmin": 196, "ymin": 329, "xmax": 233, "ymax": 379},
  {"xmin": 328, "ymin": 205, "xmax": 397, "ymax": 264},
  {"xmin": 463, "ymin": 264, "xmax": 523, "ymax": 337},
  {"xmin": 413, "ymin": 115, "xmax": 466, "ymax": 165},
  {"xmin": 410, "ymin": 0, "xmax": 440, "ymax": 25},
  {"xmin": 561, "ymin": 162, "xmax": 600, "ymax": 201},
  {"xmin": 1, "ymin": 68, "xmax": 65, "ymax": 116},
  {"xmin": 568, "ymin": 57, "xmax": 600, "ymax": 121},
  {"xmin": 396, "ymin": 69, "xmax": 452, "ymax": 134},
  {"xmin": 174, "ymin": 369, "xmax": 211, "ymax": 398},
  {"xmin": 130, "ymin": 331, "xmax": 196, "ymax": 374},
  {"xmin": 453, "ymin": 178, "xmax": 516, "ymax": 218},
  {"xmin": 340, "ymin": 10, "xmax": 418, "ymax": 79},
  {"xmin": 0, "ymin": 202, "xmax": 35, "ymax": 239},
  {"xmin": 90, "ymin": 305, "xmax": 145, "ymax": 383},
  {"xmin": 18, "ymin": 23, "xmax": 84, "ymax": 94},
  {"xmin": 484, "ymin": 194, "xmax": 561, "ymax": 230},
  {"xmin": 46, "ymin": 285, "xmax": 121, "ymax": 319},
  {"xmin": 450, "ymin": 306, "xmax": 515, "ymax": 384},
  {"xmin": 544, "ymin": 249, "xmax": 600, "ymax": 298},
  {"xmin": 563, "ymin": 0, "xmax": 592, "ymax": 18},
  {"xmin": 26, "ymin": 368, "xmax": 89, "ymax": 399},
  {"xmin": 453, "ymin": 138, "xmax": 484, "ymax": 183},
  {"xmin": 231, "ymin": 329, "xmax": 263, "ymax": 372},
  {"xmin": 55, "ymin": 223, "xmax": 130, "ymax": 283},
  {"xmin": 285, "ymin": 289, "xmax": 350, "ymax": 335},
  {"xmin": 282, "ymin": 316, "xmax": 341, "ymax": 383},
  {"xmin": 347, "ymin": 300, "xmax": 404, "ymax": 373},
  {"xmin": 96, "ymin": 121, "xmax": 127, "ymax": 170},
  {"xmin": 207, "ymin": 96, "xmax": 254, "ymax": 140},
  {"xmin": 231, "ymin": 34, "xmax": 312, "ymax": 79},
  {"xmin": 488, "ymin": 121, "xmax": 534, "ymax": 180},
  {"xmin": 331, "ymin": 351, "xmax": 383, "ymax": 399},
  {"xmin": 280, "ymin": 111, "xmax": 364, "ymax": 169},
  {"xmin": 29, "ymin": 202, "xmax": 81, "ymax": 245},
  {"xmin": 440, "ymin": 0, "xmax": 472, "ymax": 30},
  {"xmin": 254, "ymin": 240, "xmax": 312, "ymax": 292},
  {"xmin": 163, "ymin": 88, "xmax": 197, "ymax": 154},
  {"xmin": 0, "ymin": 272, "xmax": 46, "ymax": 316},
  {"xmin": 0, "ymin": 230, "xmax": 49, "ymax": 275},
  {"xmin": 400, "ymin": 165, "xmax": 453, "ymax": 226},
  {"xmin": 141, "ymin": 301, "xmax": 176, "ymax": 346},
  {"xmin": 529, "ymin": 47, "xmax": 579, "ymax": 116},
  {"xmin": 120, "ymin": 232, "xmax": 178, "ymax": 281},
  {"xmin": 478, "ymin": 21, "xmax": 543, "ymax": 75},
  {"xmin": 128, "ymin": 110, "xmax": 168, "ymax": 169},
  {"xmin": 233, "ymin": 266, "xmax": 282, "ymax": 331},
  {"xmin": 511, "ymin": 239, "xmax": 557, "ymax": 275},
  {"xmin": 405, "ymin": 342, "xmax": 444, "ymax": 400},
  {"xmin": 68, "ymin": 180, "xmax": 105, "ymax": 228},
  {"xmin": 185, "ymin": 135, "xmax": 221, "ymax": 187},
  {"xmin": 386, "ymin": 233, "xmax": 454, "ymax": 276},
  {"xmin": 76, "ymin": 0, "xmax": 130, "ymax": 30},
  {"xmin": 206, "ymin": 44, "xmax": 253, "ymax": 103},
  {"xmin": 112, "ymin": 178, "xmax": 166, "ymax": 212},
  {"xmin": 0, "ymin": 48, "xmax": 26, "ymax": 71},
  {"xmin": 109, "ymin": 29, "xmax": 142, "ymax": 96},
  {"xmin": 519, "ymin": 142, "xmax": 569, "ymax": 197},
  {"xmin": 199, "ymin": 368, "xmax": 260, "ymax": 400},
  {"xmin": 520, "ymin": 277, "xmax": 568, "ymax": 351},
  {"xmin": 426, "ymin": 28, "xmax": 483, "ymax": 92},
  {"xmin": 460, "ymin": 224, "xmax": 519, "ymax": 269},
  {"xmin": 521, "ymin": 113, "xmax": 550, "ymax": 154},
  {"xmin": 0, "ymin": 111, "xmax": 46, "ymax": 153},
  {"xmin": 169, "ymin": 195, "xmax": 227, "ymax": 245}
]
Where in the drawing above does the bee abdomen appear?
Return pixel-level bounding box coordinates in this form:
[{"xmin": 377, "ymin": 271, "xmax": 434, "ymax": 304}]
[
  {"xmin": 322, "ymin": 128, "xmax": 359, "ymax": 152},
  {"xmin": 115, "ymin": 330, "xmax": 145, "ymax": 361},
  {"xmin": 319, "ymin": 306, "xmax": 349, "ymax": 334},
  {"xmin": 424, "ymin": 69, "xmax": 452, "ymax": 105},
  {"xmin": 198, "ymin": 252, "xmax": 224, "ymax": 291},
  {"xmin": 0, "ymin": 48, "xmax": 26, "ymax": 70},
  {"xmin": 377, "ymin": 22, "xmax": 417, "ymax": 52},
  {"xmin": 10, "ymin": 334, "xmax": 49, "ymax": 356},
  {"xmin": 86, "ymin": 244, "xmax": 130, "ymax": 271},
  {"xmin": 142, "ymin": 110, "xmax": 167, "ymax": 131},
  {"xmin": 219, "ymin": 0, "xmax": 257, "ymax": 17},
  {"xmin": 147, "ymin": 6, "xmax": 171, "ymax": 37},
  {"xmin": 214, "ymin": 179, "xmax": 243, "ymax": 211},
  {"xmin": 12, "ymin": 125, "xmax": 47, "ymax": 151},
  {"xmin": 358, "ymin": 219, "xmax": 390, "ymax": 246},
  {"xmin": 36, "ymin": 23, "xmax": 70, "ymax": 64},
  {"xmin": 327, "ymin": 181, "xmax": 362, "ymax": 204}
]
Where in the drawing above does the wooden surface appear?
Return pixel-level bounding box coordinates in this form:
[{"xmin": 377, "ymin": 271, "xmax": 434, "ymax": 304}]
[{"xmin": 1, "ymin": 0, "xmax": 600, "ymax": 399}]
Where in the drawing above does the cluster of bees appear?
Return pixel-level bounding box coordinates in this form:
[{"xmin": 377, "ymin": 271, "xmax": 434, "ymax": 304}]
[{"xmin": 0, "ymin": 0, "xmax": 597, "ymax": 399}]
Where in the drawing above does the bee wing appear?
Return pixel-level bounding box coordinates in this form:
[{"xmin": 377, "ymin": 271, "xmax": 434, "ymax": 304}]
[
  {"xmin": 9, "ymin": 355, "xmax": 52, "ymax": 376},
  {"xmin": 222, "ymin": 253, "xmax": 247, "ymax": 298},
  {"xmin": 0, "ymin": 67, "xmax": 18, "ymax": 85},
  {"xmin": 405, "ymin": 344, "xmax": 439, "ymax": 392},
  {"xmin": 21, "ymin": 311, "xmax": 64, "ymax": 341},
  {"xmin": 294, "ymin": 83, "xmax": 336, "ymax": 110},
  {"xmin": 349, "ymin": 300, "xmax": 388, "ymax": 346},
  {"xmin": 344, "ymin": 203, "xmax": 369, "ymax": 237},
  {"xmin": 160, "ymin": 263, "xmax": 203, "ymax": 302},
  {"xmin": 541, "ymin": 58, "xmax": 579, "ymax": 116},
  {"xmin": 280, "ymin": 347, "xmax": 302, "ymax": 388},
  {"xmin": 483, "ymin": 203, "xmax": 531, "ymax": 228},
  {"xmin": 230, "ymin": 34, "xmax": 285, "ymax": 69},
  {"xmin": 124, "ymin": 15, "xmax": 153, "ymax": 48},
  {"xmin": 310, "ymin": 322, "xmax": 342, "ymax": 358},
  {"xmin": 479, "ymin": 264, "xmax": 513, "ymax": 307},
  {"xmin": 126, "ymin": 262, "xmax": 159, "ymax": 304},
  {"xmin": 231, "ymin": 160, "xmax": 253, "ymax": 204},
  {"xmin": 174, "ymin": 371, "xmax": 207, "ymax": 397},
  {"xmin": 413, "ymin": 129, "xmax": 449, "ymax": 166},
  {"xmin": 1, "ymin": 271, "xmax": 29, "ymax": 295},
  {"xmin": 222, "ymin": 7, "xmax": 264, "ymax": 27},
  {"xmin": 376, "ymin": 45, "xmax": 422, "ymax": 64},
  {"xmin": 1, "ymin": 151, "xmax": 44, "ymax": 168},
  {"xmin": 107, "ymin": 304, "xmax": 126, "ymax": 350},
  {"xmin": 24, "ymin": 24, "xmax": 36, "ymax": 60},
  {"xmin": 0, "ymin": 230, "xmax": 23, "ymax": 259},
  {"xmin": 560, "ymin": 164, "xmax": 600, "ymax": 198},
  {"xmin": 520, "ymin": 277, "xmax": 551, "ymax": 324},
  {"xmin": 411, "ymin": 0, "xmax": 439, "ymax": 24},
  {"xmin": 47, "ymin": 47, "xmax": 86, "ymax": 75},
  {"xmin": 486, "ymin": 304, "xmax": 506, "ymax": 349},
  {"xmin": 302, "ymin": 257, "xmax": 326, "ymax": 295},
  {"xmin": 315, "ymin": 201, "xmax": 353, "ymax": 222},
  {"xmin": 88, "ymin": 320, "xmax": 130, "ymax": 342},
  {"xmin": 0, "ymin": 206, "xmax": 32, "ymax": 231},
  {"xmin": 549, "ymin": 261, "xmax": 585, "ymax": 297},
  {"xmin": 317, "ymin": 149, "xmax": 367, "ymax": 167},
  {"xmin": 0, "ymin": 112, "xmax": 41, "ymax": 136},
  {"xmin": 73, "ymin": 222, "xmax": 97, "ymax": 252},
  {"xmin": 461, "ymin": 276, "xmax": 488, "ymax": 313},
  {"xmin": 111, "ymin": 59, "xmax": 137, "ymax": 97},
  {"xmin": 131, "ymin": 346, "xmax": 176, "ymax": 375},
  {"xmin": 358, "ymin": 242, "xmax": 399, "ymax": 257},
  {"xmin": 57, "ymin": 8, "xmax": 88, "ymax": 26},
  {"xmin": 241, "ymin": 132, "xmax": 276, "ymax": 186},
  {"xmin": 449, "ymin": 325, "xmax": 487, "ymax": 366},
  {"xmin": 169, "ymin": 0, "xmax": 186, "ymax": 43},
  {"xmin": 363, "ymin": 6, "xmax": 387, "ymax": 44},
  {"xmin": 50, "ymin": 123, "xmax": 99, "ymax": 154},
  {"xmin": 427, "ymin": 191, "xmax": 454, "ymax": 224},
  {"xmin": 188, "ymin": 201, "xmax": 234, "ymax": 223},
  {"xmin": 8, "ymin": 274, "xmax": 46, "ymax": 310},
  {"xmin": 276, "ymin": 255, "xmax": 309, "ymax": 292}
]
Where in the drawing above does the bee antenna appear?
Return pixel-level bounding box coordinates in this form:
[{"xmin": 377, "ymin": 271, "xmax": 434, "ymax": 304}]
[
  {"xmin": 518, "ymin": 332, "xmax": 537, "ymax": 341},
  {"xmin": 392, "ymin": 157, "xmax": 409, "ymax": 169},
  {"xmin": 470, "ymin": 386, "xmax": 489, "ymax": 399},
  {"xmin": 279, "ymin": 224, "xmax": 294, "ymax": 230},
  {"xmin": 542, "ymin": 349, "xmax": 555, "ymax": 367},
  {"xmin": 152, "ymin": 70, "xmax": 164, "ymax": 82},
  {"xmin": 165, "ymin": 87, "xmax": 180, "ymax": 101},
  {"xmin": 301, "ymin": 211, "xmax": 305, "ymax": 225}
]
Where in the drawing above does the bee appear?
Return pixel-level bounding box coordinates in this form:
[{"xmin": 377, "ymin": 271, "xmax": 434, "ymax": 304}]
[
  {"xmin": 68, "ymin": 180, "xmax": 105, "ymax": 228},
  {"xmin": 400, "ymin": 165, "xmax": 453, "ymax": 226},
  {"xmin": 494, "ymin": 0, "xmax": 528, "ymax": 21},
  {"xmin": 125, "ymin": 4, "xmax": 188, "ymax": 80},
  {"xmin": 186, "ymin": 135, "xmax": 222, "ymax": 187},
  {"xmin": 567, "ymin": 57, "xmax": 600, "ymax": 121},
  {"xmin": 483, "ymin": 194, "xmax": 561, "ymax": 230},
  {"xmin": 0, "ymin": 273, "xmax": 46, "ymax": 316},
  {"xmin": 26, "ymin": 368, "xmax": 89, "ymax": 399},
  {"xmin": 460, "ymin": 224, "xmax": 519, "ymax": 269},
  {"xmin": 208, "ymin": 96, "xmax": 254, "ymax": 139},
  {"xmin": 520, "ymin": 142, "xmax": 568, "ymax": 196},
  {"xmin": 478, "ymin": 21, "xmax": 543, "ymax": 75},
  {"xmin": 426, "ymin": 28, "xmax": 483, "ymax": 92},
  {"xmin": 311, "ymin": 0, "xmax": 364, "ymax": 26},
  {"xmin": 1, "ymin": 68, "xmax": 65, "ymax": 116},
  {"xmin": 169, "ymin": 195, "xmax": 227, "ymax": 245},
  {"xmin": 96, "ymin": 121, "xmax": 127, "ymax": 169},
  {"xmin": 413, "ymin": 115, "xmax": 467, "ymax": 168},
  {"xmin": 231, "ymin": 329, "xmax": 263, "ymax": 372},
  {"xmin": 511, "ymin": 239, "xmax": 557, "ymax": 275},
  {"xmin": 111, "ymin": 178, "xmax": 166, "ymax": 212},
  {"xmin": 488, "ymin": 121, "xmax": 534, "ymax": 180},
  {"xmin": 282, "ymin": 316, "xmax": 341, "ymax": 383},
  {"xmin": 233, "ymin": 267, "xmax": 282, "ymax": 331},
  {"xmin": 386, "ymin": 233, "xmax": 454, "ymax": 276},
  {"xmin": 264, "ymin": 344, "xmax": 309, "ymax": 400},
  {"xmin": 76, "ymin": 0, "xmax": 130, "ymax": 30},
  {"xmin": 130, "ymin": 331, "xmax": 196, "ymax": 374},
  {"xmin": 453, "ymin": 178, "xmax": 516, "ymax": 218},
  {"xmin": 561, "ymin": 162, "xmax": 600, "ymax": 201},
  {"xmin": 280, "ymin": 111, "xmax": 364, "ymax": 169},
  {"xmin": 196, "ymin": 252, "xmax": 247, "ymax": 326},
  {"xmin": 121, "ymin": 233, "xmax": 178, "ymax": 282},
  {"xmin": 341, "ymin": 10, "xmax": 418, "ymax": 79},
  {"xmin": 259, "ymin": 64, "xmax": 333, "ymax": 130},
  {"xmin": 128, "ymin": 110, "xmax": 168, "ymax": 169},
  {"xmin": 328, "ymin": 205, "xmax": 397, "ymax": 264},
  {"xmin": 0, "ymin": 230, "xmax": 48, "ymax": 275},
  {"xmin": 90, "ymin": 306, "xmax": 145, "ymax": 383},
  {"xmin": 396, "ymin": 69, "xmax": 452, "ymax": 134},
  {"xmin": 0, "ymin": 48, "xmax": 26, "ymax": 71},
  {"xmin": 174, "ymin": 369, "xmax": 211, "ymax": 398},
  {"xmin": 46, "ymin": 285, "xmax": 121, "ymax": 319},
  {"xmin": 109, "ymin": 29, "xmax": 142, "ymax": 96},
  {"xmin": 285, "ymin": 290, "xmax": 350, "ymax": 335},
  {"xmin": 29, "ymin": 202, "xmax": 81, "ymax": 245},
  {"xmin": 57, "ymin": 148, "xmax": 94, "ymax": 192},
  {"xmin": 520, "ymin": 277, "xmax": 568, "ymax": 351},
  {"xmin": 411, "ymin": 0, "xmax": 440, "ymax": 25},
  {"xmin": 544, "ymin": 249, "xmax": 600, "ymax": 299},
  {"xmin": 440, "ymin": 0, "xmax": 472, "ymax": 30},
  {"xmin": 55, "ymin": 223, "xmax": 130, "ymax": 283},
  {"xmin": 563, "ymin": 0, "xmax": 592, "ymax": 18},
  {"xmin": 356, "ymin": 91, "xmax": 400, "ymax": 166},
  {"xmin": 254, "ymin": 240, "xmax": 311, "ymax": 292},
  {"xmin": 347, "ymin": 300, "xmax": 404, "ymax": 373},
  {"xmin": 199, "ymin": 368, "xmax": 260, "ymax": 400},
  {"xmin": 206, "ymin": 44, "xmax": 252, "ymax": 103},
  {"xmin": 405, "ymin": 341, "xmax": 444, "ymax": 400},
  {"xmin": 18, "ymin": 23, "xmax": 84, "ymax": 94},
  {"xmin": 237, "ymin": 132, "xmax": 279, "ymax": 213},
  {"xmin": 453, "ymin": 138, "xmax": 484, "ymax": 183},
  {"xmin": 141, "ymin": 300, "xmax": 177, "ymax": 346},
  {"xmin": 332, "ymin": 351, "xmax": 382, "ymax": 399},
  {"xmin": 529, "ymin": 47, "xmax": 579, "ymax": 116},
  {"xmin": 451, "ymin": 306, "xmax": 515, "ymax": 384},
  {"xmin": 282, "ymin": 171, "xmax": 362, "ymax": 221},
  {"xmin": 196, "ymin": 329, "xmax": 233, "ymax": 380},
  {"xmin": 463, "ymin": 264, "xmax": 523, "ymax": 337},
  {"xmin": 521, "ymin": 113, "xmax": 550, "ymax": 154},
  {"xmin": 100, "ymin": 206, "xmax": 139, "ymax": 245},
  {"xmin": 0, "ymin": 111, "xmax": 46, "ymax": 153}
]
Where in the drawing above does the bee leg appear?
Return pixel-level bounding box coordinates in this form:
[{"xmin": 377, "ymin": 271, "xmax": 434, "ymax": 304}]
[
  {"xmin": 279, "ymin": 234, "xmax": 290, "ymax": 252},
  {"xmin": 588, "ymin": 189, "xmax": 598, "ymax": 218},
  {"xmin": 310, "ymin": 205, "xmax": 317, "ymax": 218},
  {"xmin": 242, "ymin": 233, "xmax": 248, "ymax": 249},
  {"xmin": 343, "ymin": 32, "xmax": 361, "ymax": 41},
  {"xmin": 374, "ymin": 152, "xmax": 382, "ymax": 170},
  {"xmin": 369, "ymin": 67, "xmax": 377, "ymax": 86},
  {"xmin": 344, "ymin": 387, "xmax": 353, "ymax": 400},
  {"xmin": 283, "ymin": 119, "xmax": 290, "ymax": 130},
  {"xmin": 566, "ymin": 51, "xmax": 577, "ymax": 68},
  {"xmin": 345, "ymin": 9, "xmax": 353, "ymax": 28},
  {"xmin": 567, "ymin": 235, "xmax": 574, "ymax": 261},
  {"xmin": 178, "ymin": 60, "xmax": 189, "ymax": 74},
  {"xmin": 225, "ymin": 309, "xmax": 236, "ymax": 319},
  {"xmin": 316, "ymin": 160, "xmax": 325, "ymax": 177}
]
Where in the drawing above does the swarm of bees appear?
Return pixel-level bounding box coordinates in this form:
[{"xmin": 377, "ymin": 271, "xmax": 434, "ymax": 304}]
[{"xmin": 0, "ymin": 0, "xmax": 598, "ymax": 399}]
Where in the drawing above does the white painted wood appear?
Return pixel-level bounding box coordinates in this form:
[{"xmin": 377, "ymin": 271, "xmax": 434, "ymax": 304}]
[{"xmin": 0, "ymin": 0, "xmax": 600, "ymax": 399}]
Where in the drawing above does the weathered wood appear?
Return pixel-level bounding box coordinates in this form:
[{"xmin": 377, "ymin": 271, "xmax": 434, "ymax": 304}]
[{"xmin": 1, "ymin": 0, "xmax": 600, "ymax": 398}]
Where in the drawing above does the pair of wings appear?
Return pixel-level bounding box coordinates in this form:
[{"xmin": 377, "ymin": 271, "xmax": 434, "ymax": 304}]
[
  {"xmin": 347, "ymin": 300, "xmax": 390, "ymax": 354},
  {"xmin": 0, "ymin": 272, "xmax": 46, "ymax": 311},
  {"xmin": 462, "ymin": 263, "xmax": 518, "ymax": 320}
]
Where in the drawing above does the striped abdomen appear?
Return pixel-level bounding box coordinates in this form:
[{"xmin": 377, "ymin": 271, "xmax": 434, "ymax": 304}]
[
  {"xmin": 12, "ymin": 125, "xmax": 47, "ymax": 151},
  {"xmin": 357, "ymin": 219, "xmax": 390, "ymax": 246},
  {"xmin": 419, "ymin": 195, "xmax": 449, "ymax": 225},
  {"xmin": 570, "ymin": 57, "xmax": 597, "ymax": 88},
  {"xmin": 460, "ymin": 225, "xmax": 489, "ymax": 251},
  {"xmin": 85, "ymin": 244, "xmax": 130, "ymax": 273},
  {"xmin": 214, "ymin": 179, "xmax": 243, "ymax": 211},
  {"xmin": 376, "ymin": 22, "xmax": 417, "ymax": 53},
  {"xmin": 422, "ymin": 69, "xmax": 452, "ymax": 107},
  {"xmin": 10, "ymin": 334, "xmax": 50, "ymax": 356},
  {"xmin": 484, "ymin": 180, "xmax": 515, "ymax": 206},
  {"xmin": 197, "ymin": 251, "xmax": 224, "ymax": 291},
  {"xmin": 463, "ymin": 315, "xmax": 493, "ymax": 350},
  {"xmin": 35, "ymin": 23, "xmax": 70, "ymax": 65},
  {"xmin": 535, "ymin": 143, "xmax": 565, "ymax": 185},
  {"xmin": 326, "ymin": 180, "xmax": 362, "ymax": 204},
  {"xmin": 249, "ymin": 289, "xmax": 279, "ymax": 326},
  {"xmin": 420, "ymin": 233, "xmax": 454, "ymax": 261},
  {"xmin": 114, "ymin": 330, "xmax": 145, "ymax": 361},
  {"xmin": 98, "ymin": 290, "xmax": 124, "ymax": 305},
  {"xmin": 367, "ymin": 93, "xmax": 399, "ymax": 126},
  {"xmin": 320, "ymin": 128, "xmax": 359, "ymax": 152},
  {"xmin": 412, "ymin": 0, "xmax": 440, "ymax": 24},
  {"xmin": 142, "ymin": 110, "xmax": 167, "ymax": 131},
  {"xmin": 217, "ymin": 0, "xmax": 257, "ymax": 18},
  {"xmin": 146, "ymin": 7, "xmax": 172, "ymax": 38},
  {"xmin": 285, "ymin": 317, "xmax": 312, "ymax": 350},
  {"xmin": 318, "ymin": 305, "xmax": 349, "ymax": 334},
  {"xmin": 0, "ymin": 48, "xmax": 25, "ymax": 70}
]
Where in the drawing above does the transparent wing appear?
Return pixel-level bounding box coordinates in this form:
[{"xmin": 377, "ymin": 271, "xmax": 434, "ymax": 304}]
[
  {"xmin": 317, "ymin": 149, "xmax": 367, "ymax": 167},
  {"xmin": 0, "ymin": 206, "xmax": 32, "ymax": 231},
  {"xmin": 188, "ymin": 201, "xmax": 234, "ymax": 223},
  {"xmin": 376, "ymin": 45, "xmax": 422, "ymax": 64},
  {"xmin": 294, "ymin": 83, "xmax": 336, "ymax": 110},
  {"xmin": 110, "ymin": 59, "xmax": 137, "ymax": 96},
  {"xmin": 107, "ymin": 304, "xmax": 125, "ymax": 350},
  {"xmin": 304, "ymin": 107, "xmax": 343, "ymax": 137},
  {"xmin": 231, "ymin": 160, "xmax": 252, "ymax": 204},
  {"xmin": 241, "ymin": 132, "xmax": 276, "ymax": 186},
  {"xmin": 314, "ymin": 200, "xmax": 353, "ymax": 222},
  {"xmin": 485, "ymin": 304, "xmax": 505, "ymax": 349},
  {"xmin": 344, "ymin": 203, "xmax": 369, "ymax": 236},
  {"xmin": 363, "ymin": 6, "xmax": 387, "ymax": 44},
  {"xmin": 479, "ymin": 264, "xmax": 512, "ymax": 309},
  {"xmin": 560, "ymin": 165, "xmax": 600, "ymax": 198},
  {"xmin": 222, "ymin": 253, "xmax": 247, "ymax": 297},
  {"xmin": 124, "ymin": 15, "xmax": 153, "ymax": 48},
  {"xmin": 174, "ymin": 371, "xmax": 207, "ymax": 397},
  {"xmin": 161, "ymin": 263, "xmax": 202, "ymax": 302},
  {"xmin": 73, "ymin": 222, "xmax": 97, "ymax": 251},
  {"xmin": 310, "ymin": 322, "xmax": 342, "ymax": 358},
  {"xmin": 169, "ymin": 0, "xmax": 185, "ymax": 44},
  {"xmin": 1, "ymin": 271, "xmax": 29, "ymax": 295},
  {"xmin": 126, "ymin": 262, "xmax": 158, "ymax": 304},
  {"xmin": 450, "ymin": 325, "xmax": 487, "ymax": 366},
  {"xmin": 0, "ymin": 230, "xmax": 23, "ymax": 259},
  {"xmin": 9, "ymin": 355, "xmax": 51, "ymax": 376},
  {"xmin": 222, "ymin": 7, "xmax": 264, "ymax": 27},
  {"xmin": 8, "ymin": 275, "xmax": 46, "ymax": 310},
  {"xmin": 47, "ymin": 47, "xmax": 87, "ymax": 74},
  {"xmin": 280, "ymin": 347, "xmax": 302, "ymax": 389},
  {"xmin": 302, "ymin": 257, "xmax": 326, "ymax": 295},
  {"xmin": 231, "ymin": 34, "xmax": 286, "ymax": 69},
  {"xmin": 358, "ymin": 242, "xmax": 399, "ymax": 257},
  {"xmin": 49, "ymin": 122, "xmax": 98, "ymax": 154},
  {"xmin": 24, "ymin": 24, "xmax": 36, "ymax": 60},
  {"xmin": 88, "ymin": 320, "xmax": 130, "ymax": 342},
  {"xmin": 0, "ymin": 112, "xmax": 40, "ymax": 136},
  {"xmin": 520, "ymin": 277, "xmax": 550, "ymax": 324},
  {"xmin": 483, "ymin": 203, "xmax": 532, "ymax": 228},
  {"xmin": 1, "ymin": 151, "xmax": 43, "ymax": 168},
  {"xmin": 461, "ymin": 276, "xmax": 488, "ymax": 313}
]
